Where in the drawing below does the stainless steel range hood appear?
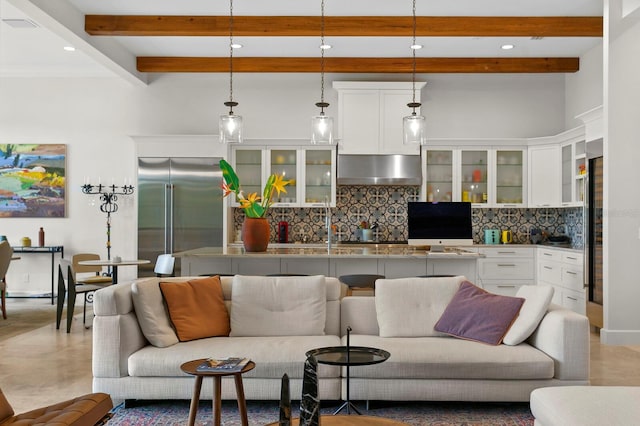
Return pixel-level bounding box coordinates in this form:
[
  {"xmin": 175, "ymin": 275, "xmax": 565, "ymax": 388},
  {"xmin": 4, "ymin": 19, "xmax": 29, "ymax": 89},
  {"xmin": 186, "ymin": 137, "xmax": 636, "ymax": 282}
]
[{"xmin": 337, "ymin": 154, "xmax": 422, "ymax": 185}]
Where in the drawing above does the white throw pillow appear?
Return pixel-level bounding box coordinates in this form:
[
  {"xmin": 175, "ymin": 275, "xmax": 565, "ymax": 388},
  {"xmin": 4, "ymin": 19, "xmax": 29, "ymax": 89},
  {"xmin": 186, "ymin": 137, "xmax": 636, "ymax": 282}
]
[
  {"xmin": 131, "ymin": 279, "xmax": 179, "ymax": 348},
  {"xmin": 503, "ymin": 285, "xmax": 554, "ymax": 346},
  {"xmin": 230, "ymin": 275, "xmax": 327, "ymax": 336},
  {"xmin": 375, "ymin": 276, "xmax": 467, "ymax": 337}
]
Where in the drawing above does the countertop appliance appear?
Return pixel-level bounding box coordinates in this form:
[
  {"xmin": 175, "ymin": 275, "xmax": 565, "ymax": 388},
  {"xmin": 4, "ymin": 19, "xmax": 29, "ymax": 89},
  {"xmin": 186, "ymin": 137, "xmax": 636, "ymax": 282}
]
[{"xmin": 137, "ymin": 157, "xmax": 224, "ymax": 277}]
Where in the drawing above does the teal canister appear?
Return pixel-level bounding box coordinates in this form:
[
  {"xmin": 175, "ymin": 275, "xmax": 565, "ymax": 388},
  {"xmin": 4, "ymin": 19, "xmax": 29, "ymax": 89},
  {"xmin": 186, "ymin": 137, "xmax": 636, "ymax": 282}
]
[{"xmin": 484, "ymin": 229, "xmax": 500, "ymax": 245}]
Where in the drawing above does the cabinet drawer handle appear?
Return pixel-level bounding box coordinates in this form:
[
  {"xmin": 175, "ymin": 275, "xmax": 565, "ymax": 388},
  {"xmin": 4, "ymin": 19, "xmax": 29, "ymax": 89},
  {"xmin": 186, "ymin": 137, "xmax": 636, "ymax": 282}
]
[
  {"xmin": 497, "ymin": 264, "xmax": 516, "ymax": 267},
  {"xmin": 544, "ymin": 266, "xmax": 553, "ymax": 270},
  {"xmin": 543, "ymin": 253, "xmax": 553, "ymax": 256},
  {"xmin": 566, "ymin": 271, "xmax": 578, "ymax": 275},
  {"xmin": 566, "ymin": 296, "xmax": 578, "ymax": 301},
  {"xmin": 566, "ymin": 256, "xmax": 578, "ymax": 260},
  {"xmin": 497, "ymin": 251, "xmax": 516, "ymax": 254},
  {"xmin": 497, "ymin": 285, "xmax": 516, "ymax": 288}
]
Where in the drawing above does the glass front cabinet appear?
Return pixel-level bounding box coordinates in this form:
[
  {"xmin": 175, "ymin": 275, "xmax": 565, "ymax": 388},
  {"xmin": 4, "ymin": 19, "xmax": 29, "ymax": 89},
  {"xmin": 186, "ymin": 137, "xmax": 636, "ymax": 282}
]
[
  {"xmin": 231, "ymin": 146, "xmax": 336, "ymax": 208},
  {"xmin": 423, "ymin": 147, "xmax": 525, "ymax": 207},
  {"xmin": 561, "ymin": 140, "xmax": 586, "ymax": 206}
]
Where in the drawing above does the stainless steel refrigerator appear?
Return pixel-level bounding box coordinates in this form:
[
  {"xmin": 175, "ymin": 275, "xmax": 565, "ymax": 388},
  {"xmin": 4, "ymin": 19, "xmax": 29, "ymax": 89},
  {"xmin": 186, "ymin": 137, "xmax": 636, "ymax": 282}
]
[
  {"xmin": 585, "ymin": 154, "xmax": 604, "ymax": 329},
  {"xmin": 137, "ymin": 157, "xmax": 223, "ymax": 277}
]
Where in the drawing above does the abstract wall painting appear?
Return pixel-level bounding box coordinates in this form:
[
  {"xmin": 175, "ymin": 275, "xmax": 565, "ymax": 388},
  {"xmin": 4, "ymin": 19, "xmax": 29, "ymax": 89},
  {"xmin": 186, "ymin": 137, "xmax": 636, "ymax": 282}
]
[{"xmin": 0, "ymin": 144, "xmax": 66, "ymax": 217}]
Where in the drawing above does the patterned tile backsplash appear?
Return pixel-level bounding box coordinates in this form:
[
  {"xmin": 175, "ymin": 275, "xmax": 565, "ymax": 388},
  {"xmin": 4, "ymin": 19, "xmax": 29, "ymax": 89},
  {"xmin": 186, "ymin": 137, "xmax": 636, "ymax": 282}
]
[{"xmin": 233, "ymin": 186, "xmax": 584, "ymax": 248}]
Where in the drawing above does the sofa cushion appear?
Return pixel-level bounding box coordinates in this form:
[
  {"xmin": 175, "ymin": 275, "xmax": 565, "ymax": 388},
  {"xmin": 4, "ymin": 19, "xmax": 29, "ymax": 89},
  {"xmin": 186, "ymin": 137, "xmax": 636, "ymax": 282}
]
[
  {"xmin": 375, "ymin": 276, "xmax": 467, "ymax": 337},
  {"xmin": 131, "ymin": 278, "xmax": 179, "ymax": 348},
  {"xmin": 229, "ymin": 275, "xmax": 326, "ymax": 337},
  {"xmin": 128, "ymin": 335, "xmax": 341, "ymax": 379},
  {"xmin": 434, "ymin": 281, "xmax": 524, "ymax": 345},
  {"xmin": 503, "ymin": 285, "xmax": 554, "ymax": 346},
  {"xmin": 344, "ymin": 334, "xmax": 554, "ymax": 380},
  {"xmin": 159, "ymin": 276, "xmax": 230, "ymax": 342}
]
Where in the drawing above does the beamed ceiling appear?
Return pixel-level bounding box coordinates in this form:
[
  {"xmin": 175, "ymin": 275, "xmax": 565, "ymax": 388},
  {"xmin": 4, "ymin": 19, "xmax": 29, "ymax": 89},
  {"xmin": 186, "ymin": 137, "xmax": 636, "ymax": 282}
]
[
  {"xmin": 0, "ymin": 0, "xmax": 604, "ymax": 84},
  {"xmin": 86, "ymin": 15, "xmax": 601, "ymax": 73}
]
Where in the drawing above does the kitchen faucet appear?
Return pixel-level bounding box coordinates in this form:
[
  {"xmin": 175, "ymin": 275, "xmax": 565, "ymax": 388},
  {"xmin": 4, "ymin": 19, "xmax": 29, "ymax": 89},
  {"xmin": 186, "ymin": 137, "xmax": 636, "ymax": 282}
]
[{"xmin": 325, "ymin": 197, "xmax": 332, "ymax": 250}]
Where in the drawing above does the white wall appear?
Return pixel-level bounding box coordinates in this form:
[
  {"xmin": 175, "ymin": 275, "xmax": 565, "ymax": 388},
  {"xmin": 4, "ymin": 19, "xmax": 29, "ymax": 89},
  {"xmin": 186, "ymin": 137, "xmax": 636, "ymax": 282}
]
[
  {"xmin": 0, "ymin": 72, "xmax": 566, "ymax": 293},
  {"xmin": 601, "ymin": 0, "xmax": 640, "ymax": 344},
  {"xmin": 565, "ymin": 42, "xmax": 604, "ymax": 129}
]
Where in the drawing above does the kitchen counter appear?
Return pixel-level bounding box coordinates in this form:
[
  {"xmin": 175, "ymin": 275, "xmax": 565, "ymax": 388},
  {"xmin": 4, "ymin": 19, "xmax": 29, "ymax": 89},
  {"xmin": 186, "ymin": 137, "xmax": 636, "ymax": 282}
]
[
  {"xmin": 175, "ymin": 245, "xmax": 481, "ymax": 278},
  {"xmin": 175, "ymin": 245, "xmax": 483, "ymax": 259},
  {"xmin": 174, "ymin": 244, "xmax": 581, "ymax": 280}
]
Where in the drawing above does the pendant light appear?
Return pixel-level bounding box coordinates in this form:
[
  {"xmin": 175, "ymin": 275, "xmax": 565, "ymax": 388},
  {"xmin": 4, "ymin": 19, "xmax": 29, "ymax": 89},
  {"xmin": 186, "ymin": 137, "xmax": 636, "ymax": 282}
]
[
  {"xmin": 403, "ymin": 0, "xmax": 426, "ymax": 145},
  {"xmin": 219, "ymin": 0, "xmax": 243, "ymax": 144},
  {"xmin": 311, "ymin": 0, "xmax": 334, "ymax": 145}
]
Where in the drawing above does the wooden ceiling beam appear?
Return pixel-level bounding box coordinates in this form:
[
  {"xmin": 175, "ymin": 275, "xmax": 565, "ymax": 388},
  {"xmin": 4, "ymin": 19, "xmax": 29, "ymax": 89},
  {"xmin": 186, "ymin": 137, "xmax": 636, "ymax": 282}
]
[
  {"xmin": 87, "ymin": 15, "xmax": 602, "ymax": 37},
  {"xmin": 137, "ymin": 57, "xmax": 580, "ymax": 73}
]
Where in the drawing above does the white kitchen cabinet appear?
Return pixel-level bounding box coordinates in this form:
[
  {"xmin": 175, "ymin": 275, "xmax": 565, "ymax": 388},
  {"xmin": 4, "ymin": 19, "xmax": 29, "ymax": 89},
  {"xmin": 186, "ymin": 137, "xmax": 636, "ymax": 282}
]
[
  {"xmin": 494, "ymin": 149, "xmax": 526, "ymax": 207},
  {"xmin": 536, "ymin": 247, "xmax": 586, "ymax": 315},
  {"xmin": 334, "ymin": 81, "xmax": 426, "ymax": 155},
  {"xmin": 281, "ymin": 258, "xmax": 330, "ymax": 276},
  {"xmin": 231, "ymin": 145, "xmax": 336, "ymax": 208},
  {"xmin": 528, "ymin": 144, "xmax": 560, "ymax": 207},
  {"xmin": 423, "ymin": 147, "xmax": 525, "ymax": 207},
  {"xmin": 424, "ymin": 149, "xmax": 454, "ymax": 202},
  {"xmin": 380, "ymin": 258, "xmax": 428, "ymax": 278},
  {"xmin": 561, "ymin": 140, "xmax": 586, "ymax": 207},
  {"xmin": 477, "ymin": 247, "xmax": 535, "ymax": 296}
]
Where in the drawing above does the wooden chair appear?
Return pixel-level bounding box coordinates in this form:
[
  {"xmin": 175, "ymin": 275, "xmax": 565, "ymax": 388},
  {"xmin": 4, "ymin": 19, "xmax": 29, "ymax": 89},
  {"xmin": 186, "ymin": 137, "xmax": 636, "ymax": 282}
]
[
  {"xmin": 340, "ymin": 274, "xmax": 385, "ymax": 297},
  {"xmin": 0, "ymin": 241, "xmax": 14, "ymax": 320},
  {"xmin": 56, "ymin": 262, "xmax": 104, "ymax": 333},
  {"xmin": 71, "ymin": 253, "xmax": 113, "ymax": 286},
  {"xmin": 154, "ymin": 253, "xmax": 175, "ymax": 277},
  {"xmin": 0, "ymin": 385, "xmax": 113, "ymax": 426}
]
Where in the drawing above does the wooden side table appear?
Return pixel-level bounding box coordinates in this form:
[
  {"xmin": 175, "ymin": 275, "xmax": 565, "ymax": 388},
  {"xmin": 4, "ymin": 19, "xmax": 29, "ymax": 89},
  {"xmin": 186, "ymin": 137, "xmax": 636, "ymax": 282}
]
[{"xmin": 180, "ymin": 359, "xmax": 256, "ymax": 426}]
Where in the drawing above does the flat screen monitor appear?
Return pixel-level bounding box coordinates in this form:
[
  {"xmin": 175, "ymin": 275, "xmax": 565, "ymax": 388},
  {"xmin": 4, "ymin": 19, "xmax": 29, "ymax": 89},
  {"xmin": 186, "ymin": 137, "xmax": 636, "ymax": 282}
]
[{"xmin": 407, "ymin": 202, "xmax": 473, "ymax": 250}]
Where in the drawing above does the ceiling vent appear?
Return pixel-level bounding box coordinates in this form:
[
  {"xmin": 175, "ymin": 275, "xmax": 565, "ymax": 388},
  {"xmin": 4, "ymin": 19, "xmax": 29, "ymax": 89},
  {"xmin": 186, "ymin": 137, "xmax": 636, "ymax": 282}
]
[{"xmin": 2, "ymin": 19, "xmax": 39, "ymax": 29}]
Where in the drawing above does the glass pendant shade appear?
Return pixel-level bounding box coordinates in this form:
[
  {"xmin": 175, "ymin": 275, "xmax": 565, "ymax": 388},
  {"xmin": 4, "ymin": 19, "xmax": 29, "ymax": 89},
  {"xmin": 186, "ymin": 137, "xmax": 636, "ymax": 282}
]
[
  {"xmin": 403, "ymin": 112, "xmax": 426, "ymax": 145},
  {"xmin": 219, "ymin": 113, "xmax": 243, "ymax": 144},
  {"xmin": 311, "ymin": 113, "xmax": 334, "ymax": 145}
]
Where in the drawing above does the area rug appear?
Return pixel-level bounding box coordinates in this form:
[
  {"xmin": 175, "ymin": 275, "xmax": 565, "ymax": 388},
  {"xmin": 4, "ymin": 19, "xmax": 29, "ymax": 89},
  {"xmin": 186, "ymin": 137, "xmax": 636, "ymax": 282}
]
[{"xmin": 108, "ymin": 399, "xmax": 534, "ymax": 425}]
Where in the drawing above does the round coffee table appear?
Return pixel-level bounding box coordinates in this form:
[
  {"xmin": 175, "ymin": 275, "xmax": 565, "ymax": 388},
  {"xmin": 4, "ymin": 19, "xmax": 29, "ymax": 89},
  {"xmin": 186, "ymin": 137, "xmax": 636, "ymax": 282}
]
[
  {"xmin": 306, "ymin": 345, "xmax": 390, "ymax": 415},
  {"xmin": 180, "ymin": 358, "xmax": 255, "ymax": 426}
]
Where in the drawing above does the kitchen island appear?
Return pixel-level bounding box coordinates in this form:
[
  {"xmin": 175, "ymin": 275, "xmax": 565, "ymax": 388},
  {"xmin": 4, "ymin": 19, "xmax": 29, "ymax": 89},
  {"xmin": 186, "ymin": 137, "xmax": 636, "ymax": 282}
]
[{"xmin": 174, "ymin": 245, "xmax": 482, "ymax": 280}]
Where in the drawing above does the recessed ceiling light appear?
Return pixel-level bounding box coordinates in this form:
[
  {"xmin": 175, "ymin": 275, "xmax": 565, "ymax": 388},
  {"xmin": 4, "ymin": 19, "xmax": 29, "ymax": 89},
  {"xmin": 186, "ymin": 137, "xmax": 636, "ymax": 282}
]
[
  {"xmin": 2, "ymin": 18, "xmax": 38, "ymax": 28},
  {"xmin": 411, "ymin": 44, "xmax": 423, "ymax": 50},
  {"xmin": 320, "ymin": 43, "xmax": 332, "ymax": 50},
  {"xmin": 501, "ymin": 44, "xmax": 515, "ymax": 50},
  {"xmin": 63, "ymin": 46, "xmax": 76, "ymax": 52},
  {"xmin": 230, "ymin": 43, "xmax": 242, "ymax": 49}
]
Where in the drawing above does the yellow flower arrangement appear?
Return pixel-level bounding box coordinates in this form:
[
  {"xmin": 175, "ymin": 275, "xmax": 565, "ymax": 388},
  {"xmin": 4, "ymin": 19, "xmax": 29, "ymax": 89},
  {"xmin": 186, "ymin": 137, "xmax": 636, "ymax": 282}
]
[{"xmin": 220, "ymin": 159, "xmax": 291, "ymax": 218}]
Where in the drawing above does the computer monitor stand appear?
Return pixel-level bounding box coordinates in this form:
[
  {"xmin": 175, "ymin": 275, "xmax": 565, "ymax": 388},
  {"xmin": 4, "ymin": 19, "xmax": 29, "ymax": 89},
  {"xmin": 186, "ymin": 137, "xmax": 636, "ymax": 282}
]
[{"xmin": 430, "ymin": 244, "xmax": 445, "ymax": 252}]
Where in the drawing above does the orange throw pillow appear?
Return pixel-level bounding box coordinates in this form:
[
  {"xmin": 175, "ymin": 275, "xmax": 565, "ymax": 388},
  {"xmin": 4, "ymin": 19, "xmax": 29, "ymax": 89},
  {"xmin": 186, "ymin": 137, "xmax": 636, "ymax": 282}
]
[{"xmin": 159, "ymin": 276, "xmax": 230, "ymax": 342}]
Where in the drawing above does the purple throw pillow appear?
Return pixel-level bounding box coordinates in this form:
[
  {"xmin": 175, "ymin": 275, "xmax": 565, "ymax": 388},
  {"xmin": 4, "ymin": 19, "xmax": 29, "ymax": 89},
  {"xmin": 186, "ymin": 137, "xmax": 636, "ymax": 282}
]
[{"xmin": 434, "ymin": 281, "xmax": 525, "ymax": 345}]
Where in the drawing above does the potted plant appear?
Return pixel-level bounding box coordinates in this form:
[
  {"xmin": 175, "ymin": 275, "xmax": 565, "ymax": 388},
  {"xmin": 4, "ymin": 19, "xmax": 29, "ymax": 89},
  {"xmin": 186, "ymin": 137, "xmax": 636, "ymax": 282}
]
[{"xmin": 220, "ymin": 159, "xmax": 291, "ymax": 251}]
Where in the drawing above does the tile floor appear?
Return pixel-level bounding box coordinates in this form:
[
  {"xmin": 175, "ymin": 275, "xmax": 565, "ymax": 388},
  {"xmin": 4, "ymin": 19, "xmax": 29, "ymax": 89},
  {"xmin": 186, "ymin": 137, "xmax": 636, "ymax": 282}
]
[{"xmin": 2, "ymin": 298, "xmax": 640, "ymax": 414}]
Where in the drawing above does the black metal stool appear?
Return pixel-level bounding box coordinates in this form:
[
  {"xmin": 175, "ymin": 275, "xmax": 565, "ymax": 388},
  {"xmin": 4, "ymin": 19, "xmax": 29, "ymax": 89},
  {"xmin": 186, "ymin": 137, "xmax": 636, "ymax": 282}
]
[{"xmin": 339, "ymin": 274, "xmax": 385, "ymax": 296}]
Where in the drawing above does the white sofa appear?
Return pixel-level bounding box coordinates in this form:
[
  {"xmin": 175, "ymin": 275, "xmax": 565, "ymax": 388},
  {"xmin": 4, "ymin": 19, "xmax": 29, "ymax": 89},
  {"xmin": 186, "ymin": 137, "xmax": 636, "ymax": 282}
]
[
  {"xmin": 92, "ymin": 276, "xmax": 343, "ymax": 402},
  {"xmin": 340, "ymin": 276, "xmax": 590, "ymax": 402},
  {"xmin": 92, "ymin": 275, "xmax": 589, "ymax": 403}
]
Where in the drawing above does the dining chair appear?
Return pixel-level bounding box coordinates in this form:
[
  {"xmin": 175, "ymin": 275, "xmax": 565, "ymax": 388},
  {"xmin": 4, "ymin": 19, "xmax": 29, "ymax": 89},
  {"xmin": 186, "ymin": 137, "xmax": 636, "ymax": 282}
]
[
  {"xmin": 56, "ymin": 261, "xmax": 104, "ymax": 333},
  {"xmin": 71, "ymin": 253, "xmax": 113, "ymax": 286},
  {"xmin": 154, "ymin": 253, "xmax": 175, "ymax": 277},
  {"xmin": 0, "ymin": 241, "xmax": 14, "ymax": 320}
]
